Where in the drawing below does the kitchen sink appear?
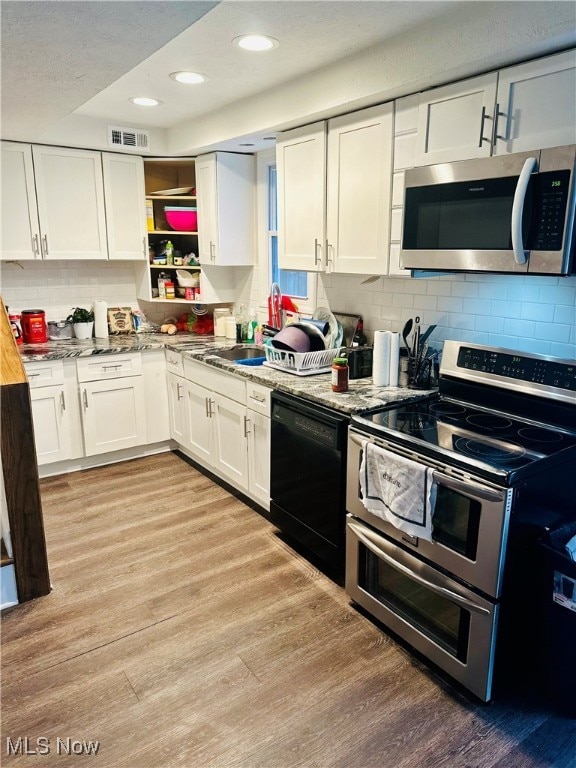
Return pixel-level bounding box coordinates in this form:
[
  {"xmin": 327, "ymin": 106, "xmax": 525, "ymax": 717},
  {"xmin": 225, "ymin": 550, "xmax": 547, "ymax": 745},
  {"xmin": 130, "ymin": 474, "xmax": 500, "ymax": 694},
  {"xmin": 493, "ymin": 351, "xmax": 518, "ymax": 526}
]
[{"xmin": 211, "ymin": 345, "xmax": 266, "ymax": 361}]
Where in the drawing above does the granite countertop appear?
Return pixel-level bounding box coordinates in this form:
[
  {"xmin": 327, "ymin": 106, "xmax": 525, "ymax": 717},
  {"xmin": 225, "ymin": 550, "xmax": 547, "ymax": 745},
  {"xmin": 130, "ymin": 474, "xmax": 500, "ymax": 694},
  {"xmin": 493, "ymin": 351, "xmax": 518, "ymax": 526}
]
[{"xmin": 20, "ymin": 335, "xmax": 435, "ymax": 415}]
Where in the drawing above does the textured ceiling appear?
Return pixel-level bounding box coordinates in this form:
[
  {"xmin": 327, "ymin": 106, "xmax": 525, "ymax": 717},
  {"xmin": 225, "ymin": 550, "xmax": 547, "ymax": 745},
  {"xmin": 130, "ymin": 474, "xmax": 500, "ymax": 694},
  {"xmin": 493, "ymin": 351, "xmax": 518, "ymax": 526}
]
[
  {"xmin": 0, "ymin": 1, "xmax": 218, "ymax": 139},
  {"xmin": 1, "ymin": 0, "xmax": 456, "ymax": 141}
]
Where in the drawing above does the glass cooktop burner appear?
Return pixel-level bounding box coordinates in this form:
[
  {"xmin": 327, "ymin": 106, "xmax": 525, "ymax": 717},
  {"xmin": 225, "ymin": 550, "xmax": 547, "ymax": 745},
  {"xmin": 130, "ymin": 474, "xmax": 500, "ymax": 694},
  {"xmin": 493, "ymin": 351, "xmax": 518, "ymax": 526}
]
[
  {"xmin": 466, "ymin": 413, "xmax": 512, "ymax": 430},
  {"xmin": 354, "ymin": 396, "xmax": 576, "ymax": 476},
  {"xmin": 454, "ymin": 437, "xmax": 526, "ymax": 463}
]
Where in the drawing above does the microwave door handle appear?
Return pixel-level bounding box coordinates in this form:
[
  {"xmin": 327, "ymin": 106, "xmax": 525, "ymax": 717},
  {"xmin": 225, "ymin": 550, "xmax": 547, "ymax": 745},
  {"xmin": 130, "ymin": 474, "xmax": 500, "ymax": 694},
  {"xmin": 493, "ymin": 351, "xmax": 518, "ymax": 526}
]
[
  {"xmin": 348, "ymin": 520, "xmax": 490, "ymax": 616},
  {"xmin": 511, "ymin": 156, "xmax": 537, "ymax": 265}
]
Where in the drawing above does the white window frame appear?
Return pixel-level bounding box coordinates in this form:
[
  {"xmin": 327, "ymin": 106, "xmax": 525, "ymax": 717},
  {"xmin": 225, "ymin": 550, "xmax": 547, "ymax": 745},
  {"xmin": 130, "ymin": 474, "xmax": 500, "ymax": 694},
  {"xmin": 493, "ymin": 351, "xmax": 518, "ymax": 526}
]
[{"xmin": 256, "ymin": 149, "xmax": 317, "ymax": 316}]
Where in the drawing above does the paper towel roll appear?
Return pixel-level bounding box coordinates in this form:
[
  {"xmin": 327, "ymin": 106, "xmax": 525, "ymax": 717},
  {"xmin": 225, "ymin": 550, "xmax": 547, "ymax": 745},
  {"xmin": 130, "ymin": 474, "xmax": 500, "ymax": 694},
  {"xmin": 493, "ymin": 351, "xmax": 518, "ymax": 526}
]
[
  {"xmin": 373, "ymin": 330, "xmax": 391, "ymax": 387},
  {"xmin": 93, "ymin": 300, "xmax": 108, "ymax": 339},
  {"xmin": 389, "ymin": 332, "xmax": 400, "ymax": 387}
]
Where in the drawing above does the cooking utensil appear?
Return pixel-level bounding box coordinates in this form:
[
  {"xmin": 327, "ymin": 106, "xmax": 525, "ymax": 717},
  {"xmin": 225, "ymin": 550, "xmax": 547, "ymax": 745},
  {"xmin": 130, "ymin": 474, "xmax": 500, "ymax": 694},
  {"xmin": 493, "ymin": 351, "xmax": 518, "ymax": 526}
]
[
  {"xmin": 418, "ymin": 324, "xmax": 437, "ymax": 349},
  {"xmin": 412, "ymin": 316, "xmax": 421, "ymax": 359},
  {"xmin": 268, "ymin": 283, "xmax": 283, "ymax": 329},
  {"xmin": 312, "ymin": 307, "xmax": 339, "ymax": 348},
  {"xmin": 402, "ymin": 318, "xmax": 413, "ymax": 351}
]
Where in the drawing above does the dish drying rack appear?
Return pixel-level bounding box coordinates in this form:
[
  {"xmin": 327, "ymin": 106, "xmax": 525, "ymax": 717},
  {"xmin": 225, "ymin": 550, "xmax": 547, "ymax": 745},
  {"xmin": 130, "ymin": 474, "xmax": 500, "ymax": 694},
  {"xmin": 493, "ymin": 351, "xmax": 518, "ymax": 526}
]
[{"xmin": 264, "ymin": 346, "xmax": 342, "ymax": 376}]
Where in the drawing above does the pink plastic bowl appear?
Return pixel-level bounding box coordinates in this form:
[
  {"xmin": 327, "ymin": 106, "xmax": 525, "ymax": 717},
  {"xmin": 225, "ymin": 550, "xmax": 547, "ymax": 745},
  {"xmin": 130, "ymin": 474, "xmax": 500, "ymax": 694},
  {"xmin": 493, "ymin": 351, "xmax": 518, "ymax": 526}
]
[{"xmin": 164, "ymin": 206, "xmax": 197, "ymax": 231}]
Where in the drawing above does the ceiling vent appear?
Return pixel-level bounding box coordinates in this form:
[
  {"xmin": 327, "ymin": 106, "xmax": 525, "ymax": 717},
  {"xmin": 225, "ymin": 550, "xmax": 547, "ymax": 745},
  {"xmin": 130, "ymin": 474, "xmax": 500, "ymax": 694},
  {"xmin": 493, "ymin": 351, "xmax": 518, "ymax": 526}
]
[{"xmin": 108, "ymin": 125, "xmax": 150, "ymax": 153}]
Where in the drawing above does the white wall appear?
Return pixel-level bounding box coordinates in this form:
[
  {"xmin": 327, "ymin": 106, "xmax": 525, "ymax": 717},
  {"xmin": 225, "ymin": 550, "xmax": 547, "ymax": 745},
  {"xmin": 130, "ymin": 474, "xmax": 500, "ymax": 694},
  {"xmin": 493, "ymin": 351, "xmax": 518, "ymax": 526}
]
[{"xmin": 320, "ymin": 272, "xmax": 576, "ymax": 359}]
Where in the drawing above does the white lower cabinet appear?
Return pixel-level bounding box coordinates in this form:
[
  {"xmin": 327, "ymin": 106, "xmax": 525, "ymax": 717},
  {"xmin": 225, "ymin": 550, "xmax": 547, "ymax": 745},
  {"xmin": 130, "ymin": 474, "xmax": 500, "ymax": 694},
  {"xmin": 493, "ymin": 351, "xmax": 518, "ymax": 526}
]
[
  {"xmin": 80, "ymin": 377, "xmax": 147, "ymax": 456},
  {"xmin": 212, "ymin": 394, "xmax": 249, "ymax": 491},
  {"xmin": 167, "ymin": 371, "xmax": 188, "ymax": 446},
  {"xmin": 246, "ymin": 409, "xmax": 270, "ymax": 510},
  {"xmin": 25, "ymin": 359, "xmax": 82, "ymax": 466},
  {"xmin": 29, "ymin": 384, "xmax": 72, "ymax": 465},
  {"xmin": 185, "ymin": 380, "xmax": 214, "ymax": 465},
  {"xmin": 180, "ymin": 359, "xmax": 271, "ymax": 507}
]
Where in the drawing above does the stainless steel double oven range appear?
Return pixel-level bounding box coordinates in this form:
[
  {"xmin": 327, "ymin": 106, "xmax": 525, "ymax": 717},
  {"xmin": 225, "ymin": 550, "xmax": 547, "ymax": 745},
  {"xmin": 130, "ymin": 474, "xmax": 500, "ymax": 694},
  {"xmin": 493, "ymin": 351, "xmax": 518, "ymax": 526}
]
[{"xmin": 346, "ymin": 341, "xmax": 576, "ymax": 702}]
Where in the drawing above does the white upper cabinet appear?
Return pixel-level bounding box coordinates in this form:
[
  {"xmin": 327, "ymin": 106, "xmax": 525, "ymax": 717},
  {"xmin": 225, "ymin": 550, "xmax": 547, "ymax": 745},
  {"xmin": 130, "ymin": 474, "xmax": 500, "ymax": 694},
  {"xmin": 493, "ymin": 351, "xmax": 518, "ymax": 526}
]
[
  {"xmin": 415, "ymin": 73, "xmax": 498, "ymax": 165},
  {"xmin": 277, "ymin": 105, "xmax": 393, "ymax": 275},
  {"xmin": 326, "ymin": 103, "xmax": 393, "ymax": 274},
  {"xmin": 1, "ymin": 142, "xmax": 41, "ymax": 260},
  {"xmin": 276, "ymin": 122, "xmax": 327, "ymax": 272},
  {"xmin": 195, "ymin": 152, "xmax": 255, "ymax": 266},
  {"xmin": 102, "ymin": 153, "xmax": 147, "ymax": 260},
  {"xmin": 415, "ymin": 50, "xmax": 576, "ymax": 166},
  {"xmin": 32, "ymin": 145, "xmax": 108, "ymax": 259},
  {"xmin": 492, "ymin": 49, "xmax": 576, "ymax": 156}
]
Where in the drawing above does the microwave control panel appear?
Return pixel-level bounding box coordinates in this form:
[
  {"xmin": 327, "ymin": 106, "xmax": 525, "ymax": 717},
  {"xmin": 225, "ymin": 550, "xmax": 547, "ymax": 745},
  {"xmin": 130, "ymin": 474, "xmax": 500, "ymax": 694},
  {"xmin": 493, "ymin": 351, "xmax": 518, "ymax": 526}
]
[{"xmin": 532, "ymin": 170, "xmax": 571, "ymax": 251}]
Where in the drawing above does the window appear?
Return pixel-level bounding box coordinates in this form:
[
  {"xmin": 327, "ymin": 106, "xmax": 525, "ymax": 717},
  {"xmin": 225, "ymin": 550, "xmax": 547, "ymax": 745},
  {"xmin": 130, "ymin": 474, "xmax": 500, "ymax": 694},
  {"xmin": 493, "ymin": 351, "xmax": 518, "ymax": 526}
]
[
  {"xmin": 268, "ymin": 165, "xmax": 309, "ymax": 300},
  {"xmin": 258, "ymin": 149, "xmax": 316, "ymax": 312}
]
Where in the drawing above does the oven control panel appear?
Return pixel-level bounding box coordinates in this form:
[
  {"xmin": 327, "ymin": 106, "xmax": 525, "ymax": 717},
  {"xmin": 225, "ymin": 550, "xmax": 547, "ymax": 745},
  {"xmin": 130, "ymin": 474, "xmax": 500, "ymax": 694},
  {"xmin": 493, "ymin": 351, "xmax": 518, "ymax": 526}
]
[{"xmin": 457, "ymin": 347, "xmax": 576, "ymax": 391}]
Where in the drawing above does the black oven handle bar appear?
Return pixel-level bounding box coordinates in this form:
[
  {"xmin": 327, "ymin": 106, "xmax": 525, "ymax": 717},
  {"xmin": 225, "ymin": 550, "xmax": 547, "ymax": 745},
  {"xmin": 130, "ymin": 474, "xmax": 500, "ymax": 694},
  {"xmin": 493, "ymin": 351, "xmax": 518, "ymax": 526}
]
[
  {"xmin": 349, "ymin": 431, "xmax": 505, "ymax": 502},
  {"xmin": 348, "ymin": 519, "xmax": 490, "ymax": 616}
]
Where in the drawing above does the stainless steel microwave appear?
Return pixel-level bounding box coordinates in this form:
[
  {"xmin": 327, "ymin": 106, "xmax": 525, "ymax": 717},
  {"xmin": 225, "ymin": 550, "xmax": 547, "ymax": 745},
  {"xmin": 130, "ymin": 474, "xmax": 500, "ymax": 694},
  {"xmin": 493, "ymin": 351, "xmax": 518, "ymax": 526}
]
[{"xmin": 401, "ymin": 144, "xmax": 576, "ymax": 275}]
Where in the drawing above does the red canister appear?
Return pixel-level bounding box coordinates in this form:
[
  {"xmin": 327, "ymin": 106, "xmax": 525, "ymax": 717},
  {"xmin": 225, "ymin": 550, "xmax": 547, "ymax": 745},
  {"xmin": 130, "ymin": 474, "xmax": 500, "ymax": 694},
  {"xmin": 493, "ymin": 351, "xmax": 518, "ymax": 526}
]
[{"xmin": 21, "ymin": 309, "xmax": 48, "ymax": 343}]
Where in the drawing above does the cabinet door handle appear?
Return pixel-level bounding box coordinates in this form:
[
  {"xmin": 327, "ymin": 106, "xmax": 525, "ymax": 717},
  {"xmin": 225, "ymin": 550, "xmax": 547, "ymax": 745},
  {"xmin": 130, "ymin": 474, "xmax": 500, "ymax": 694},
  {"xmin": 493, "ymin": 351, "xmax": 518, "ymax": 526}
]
[
  {"xmin": 478, "ymin": 106, "xmax": 490, "ymax": 147},
  {"xmin": 314, "ymin": 238, "xmax": 322, "ymax": 265},
  {"xmin": 60, "ymin": 391, "xmax": 66, "ymax": 411},
  {"xmin": 176, "ymin": 382, "xmax": 183, "ymax": 401},
  {"xmin": 244, "ymin": 415, "xmax": 251, "ymax": 437},
  {"xmin": 210, "ymin": 241, "xmax": 216, "ymax": 262},
  {"xmin": 83, "ymin": 389, "xmax": 88, "ymax": 409},
  {"xmin": 32, "ymin": 234, "xmax": 40, "ymax": 256},
  {"xmin": 142, "ymin": 237, "xmax": 147, "ymax": 258},
  {"xmin": 492, "ymin": 102, "xmax": 507, "ymax": 144},
  {"xmin": 325, "ymin": 241, "xmax": 333, "ymax": 270},
  {"xmin": 42, "ymin": 235, "xmax": 49, "ymax": 256}
]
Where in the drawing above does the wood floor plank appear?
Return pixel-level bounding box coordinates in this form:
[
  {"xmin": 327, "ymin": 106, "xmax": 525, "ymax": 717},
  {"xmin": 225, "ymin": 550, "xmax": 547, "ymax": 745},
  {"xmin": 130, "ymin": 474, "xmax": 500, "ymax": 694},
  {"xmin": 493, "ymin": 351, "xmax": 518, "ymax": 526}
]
[{"xmin": 2, "ymin": 452, "xmax": 574, "ymax": 768}]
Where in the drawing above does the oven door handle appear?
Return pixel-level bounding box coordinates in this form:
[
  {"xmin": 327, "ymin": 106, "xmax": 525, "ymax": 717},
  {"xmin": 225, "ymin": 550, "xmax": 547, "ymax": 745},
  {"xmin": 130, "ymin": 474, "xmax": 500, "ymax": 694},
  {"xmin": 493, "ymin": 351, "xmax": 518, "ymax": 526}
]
[
  {"xmin": 348, "ymin": 520, "xmax": 491, "ymax": 616},
  {"xmin": 431, "ymin": 471, "xmax": 504, "ymax": 502}
]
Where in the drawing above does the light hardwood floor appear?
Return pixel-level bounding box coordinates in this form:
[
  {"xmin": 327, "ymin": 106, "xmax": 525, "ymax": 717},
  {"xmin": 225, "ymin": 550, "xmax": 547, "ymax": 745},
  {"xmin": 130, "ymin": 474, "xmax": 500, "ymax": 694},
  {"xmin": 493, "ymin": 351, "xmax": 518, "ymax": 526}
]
[{"xmin": 1, "ymin": 452, "xmax": 575, "ymax": 767}]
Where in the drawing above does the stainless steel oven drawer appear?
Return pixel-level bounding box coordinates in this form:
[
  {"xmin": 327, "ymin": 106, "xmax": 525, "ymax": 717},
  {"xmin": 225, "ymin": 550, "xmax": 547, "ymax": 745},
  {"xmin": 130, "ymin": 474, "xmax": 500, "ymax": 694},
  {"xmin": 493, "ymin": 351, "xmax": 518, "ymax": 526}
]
[
  {"xmin": 346, "ymin": 515, "xmax": 499, "ymax": 702},
  {"xmin": 346, "ymin": 429, "xmax": 512, "ymax": 598}
]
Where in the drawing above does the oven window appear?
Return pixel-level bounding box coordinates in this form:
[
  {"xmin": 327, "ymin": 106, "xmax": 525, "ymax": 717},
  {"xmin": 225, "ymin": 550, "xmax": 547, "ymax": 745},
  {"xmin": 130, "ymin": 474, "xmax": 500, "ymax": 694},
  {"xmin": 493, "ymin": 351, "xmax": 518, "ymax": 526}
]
[
  {"xmin": 360, "ymin": 548, "xmax": 470, "ymax": 662},
  {"xmin": 432, "ymin": 485, "xmax": 482, "ymax": 560}
]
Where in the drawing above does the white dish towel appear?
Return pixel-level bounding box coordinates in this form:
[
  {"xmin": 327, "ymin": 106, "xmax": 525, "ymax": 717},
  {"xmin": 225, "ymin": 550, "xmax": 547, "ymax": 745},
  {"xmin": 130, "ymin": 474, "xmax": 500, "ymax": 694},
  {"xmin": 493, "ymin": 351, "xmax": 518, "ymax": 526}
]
[{"xmin": 359, "ymin": 441, "xmax": 437, "ymax": 541}]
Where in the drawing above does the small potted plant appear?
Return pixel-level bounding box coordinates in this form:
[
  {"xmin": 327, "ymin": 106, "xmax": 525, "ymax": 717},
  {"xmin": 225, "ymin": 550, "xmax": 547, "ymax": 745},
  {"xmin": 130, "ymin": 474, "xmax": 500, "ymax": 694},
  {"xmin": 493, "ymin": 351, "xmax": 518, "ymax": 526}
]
[{"xmin": 67, "ymin": 307, "xmax": 95, "ymax": 340}]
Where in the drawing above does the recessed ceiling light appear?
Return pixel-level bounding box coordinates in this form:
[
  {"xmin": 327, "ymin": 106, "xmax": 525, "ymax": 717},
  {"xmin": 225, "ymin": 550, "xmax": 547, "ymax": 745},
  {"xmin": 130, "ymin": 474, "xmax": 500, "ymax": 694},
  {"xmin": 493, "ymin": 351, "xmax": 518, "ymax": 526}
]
[
  {"xmin": 233, "ymin": 35, "xmax": 279, "ymax": 52},
  {"xmin": 130, "ymin": 97, "xmax": 161, "ymax": 107},
  {"xmin": 170, "ymin": 71, "xmax": 207, "ymax": 85}
]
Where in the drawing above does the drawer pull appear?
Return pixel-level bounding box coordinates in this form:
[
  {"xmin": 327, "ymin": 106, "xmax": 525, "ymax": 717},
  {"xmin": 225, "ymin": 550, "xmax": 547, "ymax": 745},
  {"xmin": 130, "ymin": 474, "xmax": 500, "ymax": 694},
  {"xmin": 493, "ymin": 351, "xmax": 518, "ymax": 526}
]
[
  {"xmin": 101, "ymin": 364, "xmax": 122, "ymax": 370},
  {"xmin": 250, "ymin": 394, "xmax": 266, "ymax": 403},
  {"xmin": 28, "ymin": 372, "xmax": 41, "ymax": 377}
]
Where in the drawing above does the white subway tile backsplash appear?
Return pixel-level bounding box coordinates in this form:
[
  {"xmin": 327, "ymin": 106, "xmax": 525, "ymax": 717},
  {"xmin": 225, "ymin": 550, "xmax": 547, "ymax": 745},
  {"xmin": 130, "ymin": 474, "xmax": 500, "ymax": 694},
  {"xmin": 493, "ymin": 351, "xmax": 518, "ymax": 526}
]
[
  {"xmin": 539, "ymin": 285, "xmax": 575, "ymax": 305},
  {"xmin": 474, "ymin": 316, "xmax": 505, "ymax": 333},
  {"xmin": 490, "ymin": 299, "xmax": 522, "ymax": 318},
  {"xmin": 534, "ymin": 322, "xmax": 571, "ymax": 343},
  {"xmin": 521, "ymin": 302, "xmax": 555, "ymax": 322},
  {"xmin": 478, "ymin": 282, "xmax": 508, "ymax": 299},
  {"xmin": 438, "ymin": 297, "xmax": 463, "ymax": 314},
  {"xmin": 554, "ymin": 305, "xmax": 576, "ymax": 324}
]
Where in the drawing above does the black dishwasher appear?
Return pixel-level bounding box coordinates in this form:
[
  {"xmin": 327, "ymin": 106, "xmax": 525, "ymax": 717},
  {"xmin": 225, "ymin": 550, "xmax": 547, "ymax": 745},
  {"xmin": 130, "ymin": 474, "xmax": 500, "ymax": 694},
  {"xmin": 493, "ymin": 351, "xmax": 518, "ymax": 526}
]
[{"xmin": 270, "ymin": 391, "xmax": 349, "ymax": 572}]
